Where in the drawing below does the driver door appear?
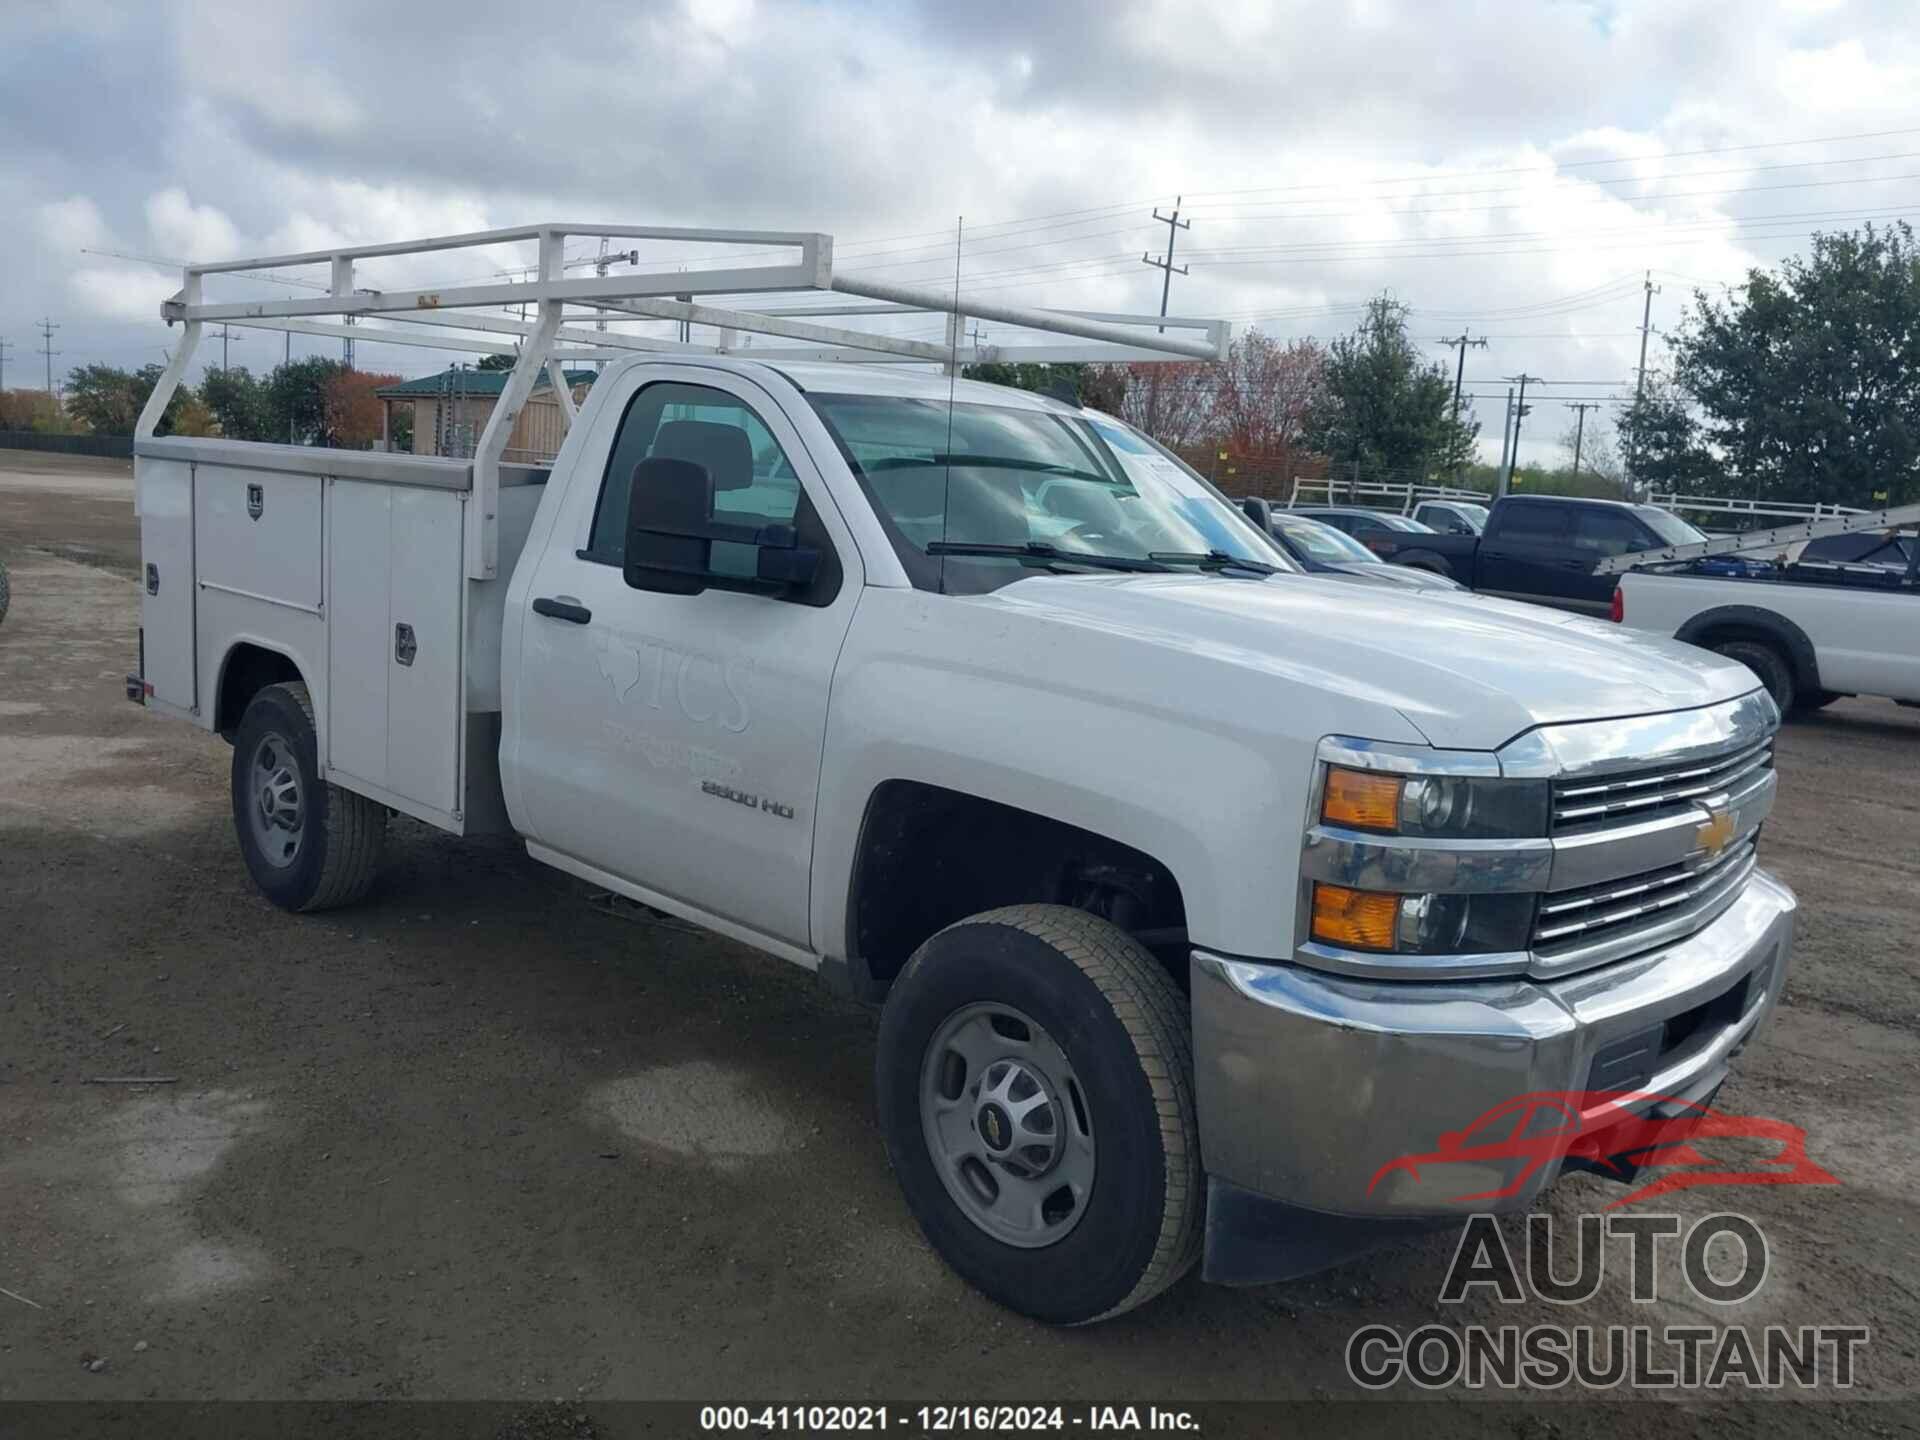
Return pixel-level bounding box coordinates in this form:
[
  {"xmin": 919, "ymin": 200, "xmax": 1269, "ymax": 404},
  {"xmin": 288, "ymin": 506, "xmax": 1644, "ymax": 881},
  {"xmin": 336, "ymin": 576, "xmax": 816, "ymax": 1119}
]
[{"xmin": 507, "ymin": 369, "xmax": 860, "ymax": 952}]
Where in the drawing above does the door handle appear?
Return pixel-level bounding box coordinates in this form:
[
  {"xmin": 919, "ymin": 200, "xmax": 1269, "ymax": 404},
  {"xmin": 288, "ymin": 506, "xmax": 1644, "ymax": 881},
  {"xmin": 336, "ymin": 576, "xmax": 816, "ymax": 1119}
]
[{"xmin": 532, "ymin": 596, "xmax": 592, "ymax": 625}]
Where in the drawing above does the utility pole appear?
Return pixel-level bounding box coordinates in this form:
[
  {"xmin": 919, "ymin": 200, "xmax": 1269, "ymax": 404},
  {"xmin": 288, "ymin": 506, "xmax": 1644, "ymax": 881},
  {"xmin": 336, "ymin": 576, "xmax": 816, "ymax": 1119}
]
[
  {"xmin": 1627, "ymin": 270, "xmax": 1662, "ymax": 493},
  {"xmin": 209, "ymin": 325, "xmax": 244, "ymax": 370},
  {"xmin": 1438, "ymin": 331, "xmax": 1488, "ymax": 480},
  {"xmin": 1141, "ymin": 197, "xmax": 1190, "ymax": 435},
  {"xmin": 1633, "ymin": 270, "xmax": 1662, "ymax": 406},
  {"xmin": 1437, "ymin": 331, "xmax": 1488, "ymax": 427},
  {"xmin": 38, "ymin": 318, "xmax": 61, "ymax": 398},
  {"xmin": 0, "ymin": 336, "xmax": 12, "ymax": 392},
  {"xmin": 1497, "ymin": 388, "xmax": 1515, "ymax": 484},
  {"xmin": 1569, "ymin": 401, "xmax": 1600, "ymax": 479},
  {"xmin": 1499, "ymin": 375, "xmax": 1539, "ymax": 498}
]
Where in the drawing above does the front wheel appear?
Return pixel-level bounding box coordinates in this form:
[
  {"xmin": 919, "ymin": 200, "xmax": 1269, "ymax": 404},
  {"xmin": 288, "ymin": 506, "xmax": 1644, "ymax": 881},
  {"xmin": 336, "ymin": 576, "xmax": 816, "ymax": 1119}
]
[
  {"xmin": 231, "ymin": 681, "xmax": 386, "ymax": 912},
  {"xmin": 876, "ymin": 905, "xmax": 1202, "ymax": 1324}
]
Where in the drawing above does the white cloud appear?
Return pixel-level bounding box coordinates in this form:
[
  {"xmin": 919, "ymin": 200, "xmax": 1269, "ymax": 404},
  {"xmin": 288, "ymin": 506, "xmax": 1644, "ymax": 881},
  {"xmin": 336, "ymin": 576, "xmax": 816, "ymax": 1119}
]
[
  {"xmin": 145, "ymin": 188, "xmax": 242, "ymax": 261},
  {"xmin": 36, "ymin": 195, "xmax": 113, "ymax": 254}
]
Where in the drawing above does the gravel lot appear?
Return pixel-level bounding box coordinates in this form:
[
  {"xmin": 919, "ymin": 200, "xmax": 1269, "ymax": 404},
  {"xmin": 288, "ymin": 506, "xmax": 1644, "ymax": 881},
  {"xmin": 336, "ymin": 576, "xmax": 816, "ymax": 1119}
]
[{"xmin": 1, "ymin": 450, "xmax": 1915, "ymax": 1435}]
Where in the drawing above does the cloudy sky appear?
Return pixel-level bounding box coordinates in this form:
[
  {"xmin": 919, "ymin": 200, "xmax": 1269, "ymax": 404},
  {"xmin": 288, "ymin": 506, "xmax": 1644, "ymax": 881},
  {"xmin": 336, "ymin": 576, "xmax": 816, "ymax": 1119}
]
[{"xmin": 3, "ymin": 0, "xmax": 1917, "ymax": 463}]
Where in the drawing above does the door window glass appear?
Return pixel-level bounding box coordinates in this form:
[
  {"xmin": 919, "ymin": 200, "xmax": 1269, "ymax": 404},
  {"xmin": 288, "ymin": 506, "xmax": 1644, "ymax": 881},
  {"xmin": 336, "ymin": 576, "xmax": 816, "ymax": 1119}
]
[
  {"xmin": 588, "ymin": 382, "xmax": 804, "ymax": 562},
  {"xmin": 1491, "ymin": 503, "xmax": 1569, "ymax": 542},
  {"xmin": 1569, "ymin": 508, "xmax": 1652, "ymax": 556}
]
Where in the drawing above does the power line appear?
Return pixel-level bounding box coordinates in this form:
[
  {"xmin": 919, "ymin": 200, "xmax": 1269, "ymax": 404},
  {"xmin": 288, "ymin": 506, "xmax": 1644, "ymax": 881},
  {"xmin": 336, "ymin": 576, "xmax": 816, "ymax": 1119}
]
[{"xmin": 657, "ymin": 122, "xmax": 1920, "ymax": 273}]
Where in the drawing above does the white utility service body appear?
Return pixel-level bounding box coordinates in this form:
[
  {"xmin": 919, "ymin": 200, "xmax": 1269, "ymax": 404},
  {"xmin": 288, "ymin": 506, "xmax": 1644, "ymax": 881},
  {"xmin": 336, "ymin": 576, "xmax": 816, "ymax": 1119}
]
[{"xmin": 131, "ymin": 224, "xmax": 1800, "ymax": 1325}]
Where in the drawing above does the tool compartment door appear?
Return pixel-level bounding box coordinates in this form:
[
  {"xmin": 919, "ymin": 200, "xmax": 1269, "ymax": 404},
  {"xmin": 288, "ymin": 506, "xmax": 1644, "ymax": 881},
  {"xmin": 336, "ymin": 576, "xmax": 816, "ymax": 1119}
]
[
  {"xmin": 135, "ymin": 457, "xmax": 197, "ymax": 711},
  {"xmin": 325, "ymin": 479, "xmax": 466, "ymax": 827}
]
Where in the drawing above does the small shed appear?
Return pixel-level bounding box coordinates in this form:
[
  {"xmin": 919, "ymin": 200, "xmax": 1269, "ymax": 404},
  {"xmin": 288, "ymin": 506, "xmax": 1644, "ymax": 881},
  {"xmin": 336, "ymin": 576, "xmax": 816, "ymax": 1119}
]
[{"xmin": 375, "ymin": 367, "xmax": 597, "ymax": 463}]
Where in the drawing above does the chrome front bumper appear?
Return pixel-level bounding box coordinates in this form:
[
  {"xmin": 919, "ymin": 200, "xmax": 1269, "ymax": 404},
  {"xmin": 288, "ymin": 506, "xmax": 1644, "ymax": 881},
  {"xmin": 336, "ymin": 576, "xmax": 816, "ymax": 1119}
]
[{"xmin": 1191, "ymin": 869, "xmax": 1796, "ymax": 1232}]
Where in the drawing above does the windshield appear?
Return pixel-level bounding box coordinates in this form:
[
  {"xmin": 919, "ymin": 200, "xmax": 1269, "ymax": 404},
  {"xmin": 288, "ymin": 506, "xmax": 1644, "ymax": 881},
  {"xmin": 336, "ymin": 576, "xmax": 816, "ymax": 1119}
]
[
  {"xmin": 807, "ymin": 393, "xmax": 1291, "ymax": 593},
  {"xmin": 1637, "ymin": 506, "xmax": 1709, "ymax": 545},
  {"xmin": 1445, "ymin": 502, "xmax": 1490, "ymax": 532},
  {"xmin": 1273, "ymin": 515, "xmax": 1379, "ymax": 564}
]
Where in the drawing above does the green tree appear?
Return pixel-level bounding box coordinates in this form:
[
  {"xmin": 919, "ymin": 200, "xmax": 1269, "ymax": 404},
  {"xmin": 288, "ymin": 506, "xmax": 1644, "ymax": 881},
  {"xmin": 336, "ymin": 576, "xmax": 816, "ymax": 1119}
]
[
  {"xmin": 65, "ymin": 363, "xmax": 195, "ymax": 435},
  {"xmin": 1671, "ymin": 222, "xmax": 1920, "ymax": 506},
  {"xmin": 200, "ymin": 366, "xmax": 270, "ymax": 441},
  {"xmin": 476, "ymin": 352, "xmax": 517, "ymax": 371},
  {"xmin": 960, "ymin": 360, "xmax": 1088, "ymax": 402},
  {"xmin": 265, "ymin": 356, "xmax": 348, "ymax": 445},
  {"xmin": 64, "ymin": 364, "xmax": 141, "ymax": 434},
  {"xmin": 1615, "ymin": 376, "xmax": 1719, "ymax": 499},
  {"xmin": 1303, "ymin": 296, "xmax": 1477, "ymax": 476}
]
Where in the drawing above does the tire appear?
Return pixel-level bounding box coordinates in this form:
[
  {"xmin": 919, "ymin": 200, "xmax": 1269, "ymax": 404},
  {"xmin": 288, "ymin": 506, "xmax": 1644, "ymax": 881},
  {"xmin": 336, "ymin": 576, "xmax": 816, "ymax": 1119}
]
[
  {"xmin": 876, "ymin": 904, "xmax": 1202, "ymax": 1324},
  {"xmin": 0, "ymin": 558, "xmax": 10, "ymax": 626},
  {"xmin": 231, "ymin": 681, "xmax": 386, "ymax": 912},
  {"xmin": 1712, "ymin": 639, "xmax": 1796, "ymax": 716}
]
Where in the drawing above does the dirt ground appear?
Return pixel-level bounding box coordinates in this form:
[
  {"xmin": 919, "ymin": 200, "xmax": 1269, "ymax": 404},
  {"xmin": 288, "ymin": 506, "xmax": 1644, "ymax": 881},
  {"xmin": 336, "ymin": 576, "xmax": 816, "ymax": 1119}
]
[{"xmin": 1, "ymin": 450, "xmax": 1916, "ymax": 1436}]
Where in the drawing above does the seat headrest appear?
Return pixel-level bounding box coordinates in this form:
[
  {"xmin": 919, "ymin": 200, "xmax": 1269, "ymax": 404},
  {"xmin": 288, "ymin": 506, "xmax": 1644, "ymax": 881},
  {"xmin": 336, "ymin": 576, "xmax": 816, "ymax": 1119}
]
[{"xmin": 651, "ymin": 420, "xmax": 755, "ymax": 492}]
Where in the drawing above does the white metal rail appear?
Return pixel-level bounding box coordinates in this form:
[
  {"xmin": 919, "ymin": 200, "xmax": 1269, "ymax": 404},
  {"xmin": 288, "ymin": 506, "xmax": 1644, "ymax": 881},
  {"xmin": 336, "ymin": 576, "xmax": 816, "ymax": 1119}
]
[
  {"xmin": 1286, "ymin": 477, "xmax": 1492, "ymax": 513},
  {"xmin": 1648, "ymin": 492, "xmax": 1866, "ymax": 523},
  {"xmin": 1593, "ymin": 502, "xmax": 1920, "ymax": 576},
  {"xmin": 134, "ymin": 221, "xmax": 1233, "ymax": 581}
]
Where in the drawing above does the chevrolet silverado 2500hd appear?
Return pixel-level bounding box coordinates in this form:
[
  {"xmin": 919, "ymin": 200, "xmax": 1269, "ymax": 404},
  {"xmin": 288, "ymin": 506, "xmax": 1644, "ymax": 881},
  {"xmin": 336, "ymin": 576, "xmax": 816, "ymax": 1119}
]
[{"xmin": 127, "ymin": 225, "xmax": 1797, "ymax": 1325}]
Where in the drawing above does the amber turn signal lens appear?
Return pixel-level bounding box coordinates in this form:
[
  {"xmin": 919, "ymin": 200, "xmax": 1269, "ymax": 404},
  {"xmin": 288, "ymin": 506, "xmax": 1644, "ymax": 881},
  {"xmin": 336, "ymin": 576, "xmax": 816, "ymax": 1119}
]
[
  {"xmin": 1322, "ymin": 767, "xmax": 1403, "ymax": 831},
  {"xmin": 1311, "ymin": 883, "xmax": 1400, "ymax": 951}
]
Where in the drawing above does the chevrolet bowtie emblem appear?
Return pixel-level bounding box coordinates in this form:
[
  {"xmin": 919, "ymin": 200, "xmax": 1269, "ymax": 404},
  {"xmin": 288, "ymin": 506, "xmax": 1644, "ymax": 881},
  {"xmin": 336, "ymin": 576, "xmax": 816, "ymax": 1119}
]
[{"xmin": 1696, "ymin": 809, "xmax": 1737, "ymax": 857}]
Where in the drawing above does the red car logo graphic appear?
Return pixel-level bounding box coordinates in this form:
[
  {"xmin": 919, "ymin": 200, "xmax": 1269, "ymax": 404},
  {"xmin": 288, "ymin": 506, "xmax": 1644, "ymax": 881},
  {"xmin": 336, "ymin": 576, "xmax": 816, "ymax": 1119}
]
[{"xmin": 1368, "ymin": 1090, "xmax": 1838, "ymax": 1209}]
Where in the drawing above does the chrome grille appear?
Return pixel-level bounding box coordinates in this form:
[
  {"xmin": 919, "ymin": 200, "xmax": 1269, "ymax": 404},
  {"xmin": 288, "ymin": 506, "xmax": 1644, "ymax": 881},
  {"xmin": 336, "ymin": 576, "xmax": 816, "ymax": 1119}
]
[
  {"xmin": 1532, "ymin": 834, "xmax": 1759, "ymax": 964},
  {"xmin": 1551, "ymin": 739, "xmax": 1773, "ymax": 832}
]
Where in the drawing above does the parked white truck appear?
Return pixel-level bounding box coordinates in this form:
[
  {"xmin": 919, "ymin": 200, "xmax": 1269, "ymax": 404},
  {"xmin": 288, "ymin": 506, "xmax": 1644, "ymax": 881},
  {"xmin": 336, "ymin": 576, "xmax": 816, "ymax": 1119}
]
[
  {"xmin": 129, "ymin": 225, "xmax": 1797, "ymax": 1324},
  {"xmin": 1603, "ymin": 510, "xmax": 1920, "ymax": 715}
]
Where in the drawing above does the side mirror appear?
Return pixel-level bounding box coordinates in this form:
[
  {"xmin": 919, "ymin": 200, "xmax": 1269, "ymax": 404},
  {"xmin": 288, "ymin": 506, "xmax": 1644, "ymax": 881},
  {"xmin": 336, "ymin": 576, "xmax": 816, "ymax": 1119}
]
[
  {"xmin": 623, "ymin": 456, "xmax": 820, "ymax": 597},
  {"xmin": 1239, "ymin": 495, "xmax": 1272, "ymax": 533}
]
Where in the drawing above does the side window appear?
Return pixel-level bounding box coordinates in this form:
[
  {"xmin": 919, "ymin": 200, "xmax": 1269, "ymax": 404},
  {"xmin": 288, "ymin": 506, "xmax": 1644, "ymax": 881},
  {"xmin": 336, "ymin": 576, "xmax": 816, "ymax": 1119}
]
[
  {"xmin": 584, "ymin": 380, "xmax": 841, "ymax": 606},
  {"xmin": 1569, "ymin": 508, "xmax": 1653, "ymax": 557},
  {"xmin": 587, "ymin": 382, "xmax": 805, "ymax": 561},
  {"xmin": 1490, "ymin": 503, "xmax": 1568, "ymax": 543}
]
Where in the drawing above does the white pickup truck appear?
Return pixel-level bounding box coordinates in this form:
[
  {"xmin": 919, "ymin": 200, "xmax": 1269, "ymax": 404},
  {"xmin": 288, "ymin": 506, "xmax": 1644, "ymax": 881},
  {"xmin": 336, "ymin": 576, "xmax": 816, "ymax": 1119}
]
[
  {"xmin": 129, "ymin": 225, "xmax": 1798, "ymax": 1324},
  {"xmin": 1614, "ymin": 550, "xmax": 1920, "ymax": 715}
]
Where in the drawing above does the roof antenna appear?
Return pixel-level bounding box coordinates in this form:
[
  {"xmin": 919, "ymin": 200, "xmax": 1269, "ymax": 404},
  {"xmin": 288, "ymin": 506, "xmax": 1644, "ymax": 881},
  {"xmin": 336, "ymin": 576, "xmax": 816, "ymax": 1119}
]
[{"xmin": 938, "ymin": 215, "xmax": 963, "ymax": 590}]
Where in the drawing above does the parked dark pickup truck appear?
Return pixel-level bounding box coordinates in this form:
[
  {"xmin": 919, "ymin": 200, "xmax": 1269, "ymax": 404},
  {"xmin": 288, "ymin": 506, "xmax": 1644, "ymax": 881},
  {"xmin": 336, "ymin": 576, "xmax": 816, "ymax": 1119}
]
[{"xmin": 1357, "ymin": 494, "xmax": 1706, "ymax": 614}]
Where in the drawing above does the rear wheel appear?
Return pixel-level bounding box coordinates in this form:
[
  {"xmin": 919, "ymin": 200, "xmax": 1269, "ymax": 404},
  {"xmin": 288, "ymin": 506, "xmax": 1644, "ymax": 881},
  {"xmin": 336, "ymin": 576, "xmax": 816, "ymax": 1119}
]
[
  {"xmin": 231, "ymin": 681, "xmax": 386, "ymax": 912},
  {"xmin": 1712, "ymin": 638, "xmax": 1795, "ymax": 716},
  {"xmin": 876, "ymin": 904, "xmax": 1201, "ymax": 1324}
]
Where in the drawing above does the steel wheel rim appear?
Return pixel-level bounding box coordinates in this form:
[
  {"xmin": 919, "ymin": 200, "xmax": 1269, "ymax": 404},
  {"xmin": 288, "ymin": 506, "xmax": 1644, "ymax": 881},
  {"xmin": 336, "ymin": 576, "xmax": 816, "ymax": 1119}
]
[
  {"xmin": 247, "ymin": 731, "xmax": 305, "ymax": 869},
  {"xmin": 919, "ymin": 1001, "xmax": 1095, "ymax": 1249}
]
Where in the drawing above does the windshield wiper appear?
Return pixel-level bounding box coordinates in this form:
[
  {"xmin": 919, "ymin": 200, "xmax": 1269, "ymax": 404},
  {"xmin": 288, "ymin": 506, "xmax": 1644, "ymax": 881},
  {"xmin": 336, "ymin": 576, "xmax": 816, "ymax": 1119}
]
[
  {"xmin": 927, "ymin": 540, "xmax": 1170, "ymax": 573},
  {"xmin": 866, "ymin": 454, "xmax": 1115, "ymax": 486},
  {"xmin": 1148, "ymin": 549, "xmax": 1282, "ymax": 576}
]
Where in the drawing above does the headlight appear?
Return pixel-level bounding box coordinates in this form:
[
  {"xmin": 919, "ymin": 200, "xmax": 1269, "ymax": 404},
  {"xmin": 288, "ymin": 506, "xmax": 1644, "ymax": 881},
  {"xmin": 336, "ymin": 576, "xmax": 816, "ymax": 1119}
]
[
  {"xmin": 1310, "ymin": 882, "xmax": 1535, "ymax": 955},
  {"xmin": 1321, "ymin": 766, "xmax": 1549, "ymax": 839}
]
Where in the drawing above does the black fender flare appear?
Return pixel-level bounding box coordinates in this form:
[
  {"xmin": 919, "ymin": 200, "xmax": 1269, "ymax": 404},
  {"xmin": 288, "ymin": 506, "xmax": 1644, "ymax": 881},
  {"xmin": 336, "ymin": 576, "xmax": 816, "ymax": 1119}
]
[{"xmin": 1675, "ymin": 605, "xmax": 1822, "ymax": 692}]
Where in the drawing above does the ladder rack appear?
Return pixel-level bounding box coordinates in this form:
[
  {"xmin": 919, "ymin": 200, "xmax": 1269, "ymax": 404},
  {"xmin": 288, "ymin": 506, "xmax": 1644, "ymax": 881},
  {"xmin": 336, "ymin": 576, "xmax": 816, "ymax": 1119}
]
[
  {"xmin": 133, "ymin": 221, "xmax": 1234, "ymax": 581},
  {"xmin": 1593, "ymin": 502, "xmax": 1920, "ymax": 576}
]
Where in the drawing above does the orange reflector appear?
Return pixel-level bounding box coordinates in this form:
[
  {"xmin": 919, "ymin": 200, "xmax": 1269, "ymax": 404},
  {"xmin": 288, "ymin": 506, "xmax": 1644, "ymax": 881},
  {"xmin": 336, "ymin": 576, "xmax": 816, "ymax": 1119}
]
[
  {"xmin": 1323, "ymin": 767, "xmax": 1403, "ymax": 831},
  {"xmin": 1311, "ymin": 883, "xmax": 1400, "ymax": 951}
]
